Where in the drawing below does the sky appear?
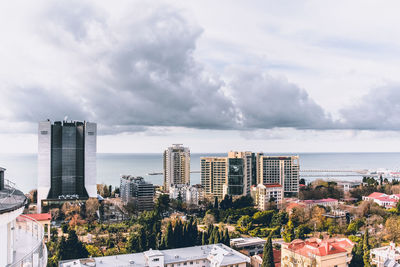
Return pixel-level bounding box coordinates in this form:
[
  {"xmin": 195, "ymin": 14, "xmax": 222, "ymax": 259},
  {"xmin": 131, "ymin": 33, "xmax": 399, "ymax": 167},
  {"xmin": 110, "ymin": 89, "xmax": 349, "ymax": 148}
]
[{"xmin": 1, "ymin": 0, "xmax": 400, "ymax": 153}]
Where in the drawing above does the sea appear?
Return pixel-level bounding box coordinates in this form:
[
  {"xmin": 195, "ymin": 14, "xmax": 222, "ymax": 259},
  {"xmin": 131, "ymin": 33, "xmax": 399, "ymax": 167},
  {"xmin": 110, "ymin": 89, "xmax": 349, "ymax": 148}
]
[{"xmin": 1, "ymin": 152, "xmax": 400, "ymax": 193}]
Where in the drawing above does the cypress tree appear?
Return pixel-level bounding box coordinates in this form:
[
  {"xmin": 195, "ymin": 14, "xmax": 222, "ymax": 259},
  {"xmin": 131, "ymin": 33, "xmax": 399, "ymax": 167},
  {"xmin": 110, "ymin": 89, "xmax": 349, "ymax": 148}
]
[
  {"xmin": 223, "ymin": 228, "xmax": 230, "ymax": 246},
  {"xmin": 165, "ymin": 222, "xmax": 174, "ymax": 249},
  {"xmin": 214, "ymin": 197, "xmax": 219, "ymax": 209},
  {"xmin": 174, "ymin": 220, "xmax": 183, "ymax": 248},
  {"xmin": 202, "ymin": 231, "xmax": 208, "ymax": 245},
  {"xmin": 139, "ymin": 227, "xmax": 147, "ymax": 251},
  {"xmin": 262, "ymin": 232, "xmax": 274, "ymax": 267},
  {"xmin": 363, "ymin": 230, "xmax": 371, "ymax": 267}
]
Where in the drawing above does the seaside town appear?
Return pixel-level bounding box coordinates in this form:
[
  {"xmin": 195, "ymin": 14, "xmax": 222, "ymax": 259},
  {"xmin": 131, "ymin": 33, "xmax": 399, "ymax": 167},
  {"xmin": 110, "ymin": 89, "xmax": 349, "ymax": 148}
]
[
  {"xmin": 2, "ymin": 120, "xmax": 400, "ymax": 267},
  {"xmin": 2, "ymin": 1, "xmax": 400, "ymax": 267}
]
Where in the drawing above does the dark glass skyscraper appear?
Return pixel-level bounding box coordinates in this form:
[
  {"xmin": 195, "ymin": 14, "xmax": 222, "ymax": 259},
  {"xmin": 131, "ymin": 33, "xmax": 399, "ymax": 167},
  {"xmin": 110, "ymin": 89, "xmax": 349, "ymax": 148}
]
[{"xmin": 38, "ymin": 120, "xmax": 97, "ymax": 212}]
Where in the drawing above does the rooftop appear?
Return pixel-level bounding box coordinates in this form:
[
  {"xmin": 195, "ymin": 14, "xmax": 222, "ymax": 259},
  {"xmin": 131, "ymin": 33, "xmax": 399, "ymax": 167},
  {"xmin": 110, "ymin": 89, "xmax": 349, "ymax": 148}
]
[
  {"xmin": 59, "ymin": 244, "xmax": 250, "ymax": 267},
  {"xmin": 0, "ymin": 179, "xmax": 27, "ymax": 214},
  {"xmin": 231, "ymin": 237, "xmax": 266, "ymax": 247},
  {"xmin": 25, "ymin": 213, "xmax": 52, "ymax": 221},
  {"xmin": 284, "ymin": 238, "xmax": 353, "ymax": 258}
]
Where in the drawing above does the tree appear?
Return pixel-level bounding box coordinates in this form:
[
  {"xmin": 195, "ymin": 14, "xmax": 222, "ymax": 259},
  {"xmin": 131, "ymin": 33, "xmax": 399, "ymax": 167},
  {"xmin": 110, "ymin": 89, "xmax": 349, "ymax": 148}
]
[
  {"xmin": 282, "ymin": 220, "xmax": 295, "ymax": 243},
  {"xmin": 156, "ymin": 194, "xmax": 170, "ymax": 214},
  {"xmin": 261, "ymin": 232, "xmax": 274, "ymax": 267},
  {"xmin": 214, "ymin": 197, "xmax": 219, "ymax": 209},
  {"xmin": 127, "ymin": 233, "xmax": 140, "ymax": 252},
  {"xmin": 363, "ymin": 230, "xmax": 371, "ymax": 267},
  {"xmin": 202, "ymin": 231, "xmax": 208, "ymax": 245},
  {"xmin": 222, "ymin": 228, "xmax": 230, "ymax": 246},
  {"xmin": 165, "ymin": 221, "xmax": 174, "ymax": 249},
  {"xmin": 59, "ymin": 230, "xmax": 88, "ymax": 260},
  {"xmin": 85, "ymin": 198, "xmax": 100, "ymax": 221},
  {"xmin": 349, "ymin": 236, "xmax": 363, "ymax": 267},
  {"xmin": 139, "ymin": 227, "xmax": 147, "ymax": 251},
  {"xmin": 385, "ymin": 216, "xmax": 400, "ymax": 242}
]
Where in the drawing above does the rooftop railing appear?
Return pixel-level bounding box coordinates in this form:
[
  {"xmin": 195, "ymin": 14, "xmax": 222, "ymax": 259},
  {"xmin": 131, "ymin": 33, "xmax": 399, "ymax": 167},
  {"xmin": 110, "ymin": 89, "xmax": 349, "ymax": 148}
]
[
  {"xmin": 8, "ymin": 214, "xmax": 47, "ymax": 267},
  {"xmin": 0, "ymin": 179, "xmax": 27, "ymax": 214}
]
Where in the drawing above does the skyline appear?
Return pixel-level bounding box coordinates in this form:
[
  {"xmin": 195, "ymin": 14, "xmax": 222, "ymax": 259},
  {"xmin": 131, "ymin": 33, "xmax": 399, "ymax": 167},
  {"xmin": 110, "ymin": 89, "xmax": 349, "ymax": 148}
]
[{"xmin": 2, "ymin": 0, "xmax": 400, "ymax": 153}]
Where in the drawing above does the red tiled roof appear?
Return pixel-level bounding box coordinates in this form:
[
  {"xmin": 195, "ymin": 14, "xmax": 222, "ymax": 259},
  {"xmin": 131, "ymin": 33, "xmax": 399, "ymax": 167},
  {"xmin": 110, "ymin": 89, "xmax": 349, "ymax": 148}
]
[
  {"xmin": 367, "ymin": 192, "xmax": 386, "ymax": 198},
  {"xmin": 25, "ymin": 213, "xmax": 51, "ymax": 221},
  {"xmin": 285, "ymin": 238, "xmax": 353, "ymax": 258},
  {"xmin": 376, "ymin": 197, "xmax": 397, "ymax": 202}
]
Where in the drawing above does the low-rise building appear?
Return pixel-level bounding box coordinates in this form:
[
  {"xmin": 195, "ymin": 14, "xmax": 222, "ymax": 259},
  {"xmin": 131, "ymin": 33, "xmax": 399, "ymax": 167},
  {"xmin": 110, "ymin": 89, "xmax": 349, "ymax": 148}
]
[
  {"xmin": 301, "ymin": 198, "xmax": 338, "ymax": 209},
  {"xmin": 59, "ymin": 243, "xmax": 250, "ymax": 267},
  {"xmin": 281, "ymin": 238, "xmax": 353, "ymax": 267},
  {"xmin": 254, "ymin": 183, "xmax": 283, "ymax": 210},
  {"xmin": 371, "ymin": 243, "xmax": 400, "ymax": 267},
  {"xmin": 230, "ymin": 237, "xmax": 266, "ymax": 256},
  {"xmin": 169, "ymin": 184, "xmax": 204, "ymax": 206},
  {"xmin": 363, "ymin": 192, "xmax": 400, "ymax": 208},
  {"xmin": 251, "ymin": 249, "xmax": 281, "ymax": 267},
  {"xmin": 120, "ymin": 175, "xmax": 154, "ymax": 211}
]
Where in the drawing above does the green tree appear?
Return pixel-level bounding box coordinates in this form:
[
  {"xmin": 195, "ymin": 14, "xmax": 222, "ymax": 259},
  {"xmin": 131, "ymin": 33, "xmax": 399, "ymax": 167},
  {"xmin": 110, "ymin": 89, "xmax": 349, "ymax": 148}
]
[
  {"xmin": 363, "ymin": 230, "xmax": 371, "ymax": 267},
  {"xmin": 156, "ymin": 194, "xmax": 170, "ymax": 214},
  {"xmin": 139, "ymin": 227, "xmax": 147, "ymax": 251},
  {"xmin": 165, "ymin": 221, "xmax": 174, "ymax": 248},
  {"xmin": 349, "ymin": 236, "xmax": 363, "ymax": 267},
  {"xmin": 202, "ymin": 231, "xmax": 208, "ymax": 245},
  {"xmin": 59, "ymin": 230, "xmax": 89, "ymax": 260},
  {"xmin": 174, "ymin": 220, "xmax": 183, "ymax": 248},
  {"xmin": 261, "ymin": 232, "xmax": 274, "ymax": 267},
  {"xmin": 282, "ymin": 220, "xmax": 295, "ymax": 243},
  {"xmin": 127, "ymin": 233, "xmax": 140, "ymax": 252},
  {"xmin": 214, "ymin": 197, "xmax": 219, "ymax": 209},
  {"xmin": 222, "ymin": 228, "xmax": 230, "ymax": 246}
]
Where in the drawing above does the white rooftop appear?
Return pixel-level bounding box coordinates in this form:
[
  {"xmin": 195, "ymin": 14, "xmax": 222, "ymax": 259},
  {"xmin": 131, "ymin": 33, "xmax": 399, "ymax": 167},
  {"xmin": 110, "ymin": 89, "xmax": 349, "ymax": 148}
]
[
  {"xmin": 59, "ymin": 243, "xmax": 250, "ymax": 267},
  {"xmin": 230, "ymin": 237, "xmax": 266, "ymax": 248}
]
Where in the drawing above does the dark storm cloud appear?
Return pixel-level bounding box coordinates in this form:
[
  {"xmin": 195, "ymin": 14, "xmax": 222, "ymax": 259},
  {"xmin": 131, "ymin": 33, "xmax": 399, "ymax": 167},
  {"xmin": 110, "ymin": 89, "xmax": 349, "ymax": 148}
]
[
  {"xmin": 3, "ymin": 0, "xmax": 390, "ymax": 134},
  {"xmin": 226, "ymin": 68, "xmax": 335, "ymax": 129},
  {"xmin": 340, "ymin": 85, "xmax": 400, "ymax": 130}
]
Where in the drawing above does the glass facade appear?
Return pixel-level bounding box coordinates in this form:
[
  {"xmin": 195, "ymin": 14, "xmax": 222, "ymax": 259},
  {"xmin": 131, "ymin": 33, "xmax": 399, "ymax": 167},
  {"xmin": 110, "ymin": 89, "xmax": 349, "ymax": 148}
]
[
  {"xmin": 227, "ymin": 158, "xmax": 244, "ymax": 195},
  {"xmin": 48, "ymin": 121, "xmax": 88, "ymax": 199}
]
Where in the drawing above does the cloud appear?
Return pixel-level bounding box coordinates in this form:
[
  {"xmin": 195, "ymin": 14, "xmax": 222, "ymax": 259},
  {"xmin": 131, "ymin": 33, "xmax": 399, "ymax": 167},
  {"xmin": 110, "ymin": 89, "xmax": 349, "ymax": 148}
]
[
  {"xmin": 5, "ymin": 0, "xmax": 397, "ymax": 135},
  {"xmin": 340, "ymin": 84, "xmax": 400, "ymax": 130},
  {"xmin": 226, "ymin": 68, "xmax": 335, "ymax": 129}
]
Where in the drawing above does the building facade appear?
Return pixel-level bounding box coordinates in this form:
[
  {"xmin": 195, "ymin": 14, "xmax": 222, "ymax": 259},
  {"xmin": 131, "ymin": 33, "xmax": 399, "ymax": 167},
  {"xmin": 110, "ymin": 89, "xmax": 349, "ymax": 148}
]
[
  {"xmin": 201, "ymin": 157, "xmax": 228, "ymax": 200},
  {"xmin": 254, "ymin": 183, "xmax": 283, "ymax": 210},
  {"xmin": 230, "ymin": 237, "xmax": 266, "ymax": 256},
  {"xmin": 257, "ymin": 155, "xmax": 300, "ymax": 196},
  {"xmin": 363, "ymin": 192, "xmax": 400, "ymax": 208},
  {"xmin": 59, "ymin": 243, "xmax": 250, "ymax": 267},
  {"xmin": 0, "ymin": 170, "xmax": 47, "ymax": 266},
  {"xmin": 371, "ymin": 243, "xmax": 400, "ymax": 267},
  {"xmin": 281, "ymin": 238, "xmax": 353, "ymax": 267},
  {"xmin": 169, "ymin": 184, "xmax": 204, "ymax": 206},
  {"xmin": 37, "ymin": 120, "xmax": 97, "ymax": 213},
  {"xmin": 120, "ymin": 175, "xmax": 155, "ymax": 211},
  {"xmin": 163, "ymin": 144, "xmax": 190, "ymax": 192}
]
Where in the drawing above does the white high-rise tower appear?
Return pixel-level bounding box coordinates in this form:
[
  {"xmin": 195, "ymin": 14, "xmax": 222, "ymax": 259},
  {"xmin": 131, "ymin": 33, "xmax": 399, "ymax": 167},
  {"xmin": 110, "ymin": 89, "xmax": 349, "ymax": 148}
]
[{"xmin": 163, "ymin": 144, "xmax": 190, "ymax": 191}]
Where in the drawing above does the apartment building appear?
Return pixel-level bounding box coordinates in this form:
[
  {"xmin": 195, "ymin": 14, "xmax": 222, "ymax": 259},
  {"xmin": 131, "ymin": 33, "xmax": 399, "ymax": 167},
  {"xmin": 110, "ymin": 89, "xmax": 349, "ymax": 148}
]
[
  {"xmin": 254, "ymin": 183, "xmax": 283, "ymax": 210},
  {"xmin": 169, "ymin": 184, "xmax": 204, "ymax": 206},
  {"xmin": 163, "ymin": 144, "xmax": 190, "ymax": 192},
  {"xmin": 371, "ymin": 243, "xmax": 400, "ymax": 267},
  {"xmin": 120, "ymin": 175, "xmax": 155, "ymax": 211},
  {"xmin": 257, "ymin": 156, "xmax": 300, "ymax": 196},
  {"xmin": 201, "ymin": 157, "xmax": 228, "ymax": 199}
]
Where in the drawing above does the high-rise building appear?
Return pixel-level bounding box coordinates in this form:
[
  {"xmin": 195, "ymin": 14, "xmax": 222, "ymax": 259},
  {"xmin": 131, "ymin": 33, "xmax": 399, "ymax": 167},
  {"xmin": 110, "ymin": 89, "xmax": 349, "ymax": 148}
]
[
  {"xmin": 258, "ymin": 156, "xmax": 300, "ymax": 196},
  {"xmin": 201, "ymin": 152, "xmax": 253, "ymax": 200},
  {"xmin": 201, "ymin": 157, "xmax": 228, "ymax": 200},
  {"xmin": 37, "ymin": 120, "xmax": 97, "ymax": 213},
  {"xmin": 0, "ymin": 167, "xmax": 4, "ymax": 191},
  {"xmin": 120, "ymin": 175, "xmax": 154, "ymax": 211},
  {"xmin": 163, "ymin": 144, "xmax": 190, "ymax": 191}
]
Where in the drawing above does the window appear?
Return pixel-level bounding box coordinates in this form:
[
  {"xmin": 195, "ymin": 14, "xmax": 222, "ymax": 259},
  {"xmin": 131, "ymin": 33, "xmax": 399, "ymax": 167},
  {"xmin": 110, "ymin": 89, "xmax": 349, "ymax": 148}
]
[{"xmin": 153, "ymin": 258, "xmax": 159, "ymax": 262}]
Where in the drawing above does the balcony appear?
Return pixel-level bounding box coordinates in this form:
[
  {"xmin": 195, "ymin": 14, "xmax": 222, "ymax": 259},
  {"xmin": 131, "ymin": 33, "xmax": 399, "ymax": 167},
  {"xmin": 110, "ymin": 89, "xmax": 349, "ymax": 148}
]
[{"xmin": 8, "ymin": 214, "xmax": 47, "ymax": 267}]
